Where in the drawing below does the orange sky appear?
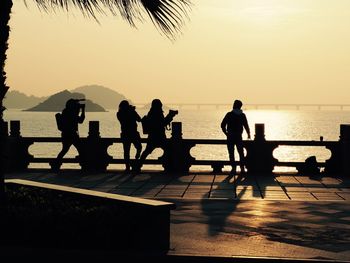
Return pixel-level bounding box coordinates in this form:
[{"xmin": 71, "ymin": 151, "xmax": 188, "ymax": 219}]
[{"xmin": 6, "ymin": 0, "xmax": 350, "ymax": 104}]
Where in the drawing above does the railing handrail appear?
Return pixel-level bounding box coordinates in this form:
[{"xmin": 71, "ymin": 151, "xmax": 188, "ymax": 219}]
[
  {"xmin": 9, "ymin": 136, "xmax": 339, "ymax": 170},
  {"xmin": 22, "ymin": 136, "xmax": 338, "ymax": 144}
]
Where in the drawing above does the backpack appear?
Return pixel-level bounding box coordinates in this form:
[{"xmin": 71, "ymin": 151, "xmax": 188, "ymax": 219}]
[
  {"xmin": 55, "ymin": 113, "xmax": 63, "ymax": 131},
  {"xmin": 297, "ymin": 156, "xmax": 320, "ymax": 175},
  {"xmin": 141, "ymin": 115, "xmax": 150, "ymax": 135}
]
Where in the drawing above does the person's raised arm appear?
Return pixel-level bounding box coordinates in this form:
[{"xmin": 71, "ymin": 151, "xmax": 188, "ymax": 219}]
[
  {"xmin": 164, "ymin": 109, "xmax": 178, "ymax": 126},
  {"xmin": 78, "ymin": 104, "xmax": 85, "ymax": 123},
  {"xmin": 164, "ymin": 113, "xmax": 173, "ymax": 126},
  {"xmin": 135, "ymin": 110, "xmax": 142, "ymax": 122},
  {"xmin": 221, "ymin": 114, "xmax": 228, "ymax": 135}
]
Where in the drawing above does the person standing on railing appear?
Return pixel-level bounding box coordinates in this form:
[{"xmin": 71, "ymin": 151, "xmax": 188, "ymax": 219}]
[
  {"xmin": 51, "ymin": 98, "xmax": 85, "ymax": 171},
  {"xmin": 117, "ymin": 100, "xmax": 142, "ymax": 173},
  {"xmin": 221, "ymin": 99, "xmax": 251, "ymax": 174},
  {"xmin": 134, "ymin": 99, "xmax": 178, "ymax": 172}
]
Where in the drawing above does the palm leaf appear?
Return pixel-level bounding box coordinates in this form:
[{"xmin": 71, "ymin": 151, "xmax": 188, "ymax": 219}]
[{"xmin": 33, "ymin": 0, "xmax": 191, "ymax": 38}]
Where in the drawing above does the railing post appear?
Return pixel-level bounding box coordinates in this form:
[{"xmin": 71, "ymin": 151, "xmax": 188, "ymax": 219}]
[
  {"xmin": 5, "ymin": 120, "xmax": 33, "ymax": 172},
  {"xmin": 0, "ymin": 121, "xmax": 8, "ymax": 193},
  {"xmin": 245, "ymin": 123, "xmax": 278, "ymax": 174},
  {"xmin": 1, "ymin": 121, "xmax": 8, "ymax": 137},
  {"xmin": 10, "ymin": 120, "xmax": 20, "ymax": 137},
  {"xmin": 171, "ymin": 122, "xmax": 182, "ymax": 139},
  {"xmin": 88, "ymin": 121, "xmax": 100, "ymax": 138},
  {"xmin": 324, "ymin": 125, "xmax": 344, "ymax": 175},
  {"xmin": 254, "ymin": 123, "xmax": 265, "ymax": 141},
  {"xmin": 79, "ymin": 121, "xmax": 113, "ymax": 172},
  {"xmin": 340, "ymin": 124, "xmax": 350, "ymax": 175},
  {"xmin": 162, "ymin": 122, "xmax": 195, "ymax": 174}
]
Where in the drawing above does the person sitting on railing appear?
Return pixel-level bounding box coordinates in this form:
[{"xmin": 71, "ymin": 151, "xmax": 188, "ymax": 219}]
[
  {"xmin": 51, "ymin": 99, "xmax": 85, "ymax": 171},
  {"xmin": 117, "ymin": 100, "xmax": 142, "ymax": 173},
  {"xmin": 133, "ymin": 99, "xmax": 178, "ymax": 172},
  {"xmin": 221, "ymin": 99, "xmax": 251, "ymax": 174}
]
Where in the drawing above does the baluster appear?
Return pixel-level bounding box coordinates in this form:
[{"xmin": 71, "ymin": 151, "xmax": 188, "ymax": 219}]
[
  {"xmin": 5, "ymin": 120, "xmax": 33, "ymax": 172},
  {"xmin": 340, "ymin": 124, "xmax": 350, "ymax": 174},
  {"xmin": 79, "ymin": 121, "xmax": 113, "ymax": 172},
  {"xmin": 10, "ymin": 120, "xmax": 20, "ymax": 137},
  {"xmin": 1, "ymin": 121, "xmax": 8, "ymax": 137},
  {"xmin": 254, "ymin": 123, "xmax": 265, "ymax": 141},
  {"xmin": 245, "ymin": 123, "xmax": 278, "ymax": 174},
  {"xmin": 88, "ymin": 121, "xmax": 100, "ymax": 138},
  {"xmin": 162, "ymin": 122, "xmax": 195, "ymax": 174}
]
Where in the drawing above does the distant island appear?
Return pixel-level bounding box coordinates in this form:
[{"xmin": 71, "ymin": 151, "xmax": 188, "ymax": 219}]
[
  {"xmin": 24, "ymin": 90, "xmax": 106, "ymax": 112},
  {"xmin": 71, "ymin": 85, "xmax": 128, "ymax": 110},
  {"xmin": 4, "ymin": 84, "xmax": 129, "ymax": 111},
  {"xmin": 4, "ymin": 90, "xmax": 46, "ymax": 109}
]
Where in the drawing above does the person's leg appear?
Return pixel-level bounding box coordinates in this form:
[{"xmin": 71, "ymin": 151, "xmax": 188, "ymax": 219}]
[
  {"xmin": 139, "ymin": 143, "xmax": 154, "ymax": 163},
  {"xmin": 71, "ymin": 134, "xmax": 84, "ymax": 161},
  {"xmin": 54, "ymin": 135, "xmax": 72, "ymax": 170},
  {"xmin": 236, "ymin": 139, "xmax": 246, "ymax": 173},
  {"xmin": 226, "ymin": 138, "xmax": 236, "ymax": 173},
  {"xmin": 123, "ymin": 140, "xmax": 132, "ymax": 171},
  {"xmin": 135, "ymin": 141, "xmax": 155, "ymax": 172},
  {"xmin": 133, "ymin": 133, "xmax": 142, "ymax": 160}
]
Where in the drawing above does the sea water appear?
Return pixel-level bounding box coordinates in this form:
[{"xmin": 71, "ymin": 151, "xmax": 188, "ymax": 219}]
[{"xmin": 4, "ymin": 108, "xmax": 350, "ymax": 171}]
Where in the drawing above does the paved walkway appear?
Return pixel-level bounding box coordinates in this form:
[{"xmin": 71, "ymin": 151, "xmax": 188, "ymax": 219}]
[
  {"xmin": 5, "ymin": 170, "xmax": 350, "ymax": 261},
  {"xmin": 6, "ymin": 170, "xmax": 350, "ymax": 201}
]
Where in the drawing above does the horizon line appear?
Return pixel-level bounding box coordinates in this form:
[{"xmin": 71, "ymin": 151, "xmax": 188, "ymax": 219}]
[{"xmin": 133, "ymin": 102, "xmax": 350, "ymax": 106}]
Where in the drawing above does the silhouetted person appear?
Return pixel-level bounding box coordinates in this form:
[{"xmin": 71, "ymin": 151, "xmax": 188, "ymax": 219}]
[
  {"xmin": 134, "ymin": 99, "xmax": 178, "ymax": 172},
  {"xmin": 117, "ymin": 100, "xmax": 142, "ymax": 172},
  {"xmin": 297, "ymin": 155, "xmax": 321, "ymax": 178},
  {"xmin": 221, "ymin": 99, "xmax": 251, "ymax": 174},
  {"xmin": 51, "ymin": 99, "xmax": 85, "ymax": 171}
]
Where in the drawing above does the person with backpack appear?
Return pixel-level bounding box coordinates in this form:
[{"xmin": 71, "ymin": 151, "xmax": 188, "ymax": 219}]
[
  {"xmin": 51, "ymin": 98, "xmax": 85, "ymax": 171},
  {"xmin": 117, "ymin": 100, "xmax": 142, "ymax": 172},
  {"xmin": 221, "ymin": 99, "xmax": 251, "ymax": 174},
  {"xmin": 134, "ymin": 99, "xmax": 178, "ymax": 172}
]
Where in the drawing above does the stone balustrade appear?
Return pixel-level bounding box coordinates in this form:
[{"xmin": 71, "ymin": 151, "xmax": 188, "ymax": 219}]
[{"xmin": 3, "ymin": 120, "xmax": 350, "ymax": 175}]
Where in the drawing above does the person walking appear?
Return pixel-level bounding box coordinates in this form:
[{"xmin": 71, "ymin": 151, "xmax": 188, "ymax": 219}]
[
  {"xmin": 221, "ymin": 99, "xmax": 251, "ymax": 174},
  {"xmin": 117, "ymin": 100, "xmax": 142, "ymax": 172},
  {"xmin": 51, "ymin": 98, "xmax": 86, "ymax": 171},
  {"xmin": 134, "ymin": 99, "xmax": 178, "ymax": 172}
]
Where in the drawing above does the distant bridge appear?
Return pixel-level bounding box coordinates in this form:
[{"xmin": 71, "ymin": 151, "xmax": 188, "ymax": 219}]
[{"xmin": 134, "ymin": 103, "xmax": 350, "ymax": 110}]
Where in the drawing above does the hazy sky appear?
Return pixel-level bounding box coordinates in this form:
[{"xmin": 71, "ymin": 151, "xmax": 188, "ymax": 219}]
[{"xmin": 6, "ymin": 0, "xmax": 350, "ymax": 103}]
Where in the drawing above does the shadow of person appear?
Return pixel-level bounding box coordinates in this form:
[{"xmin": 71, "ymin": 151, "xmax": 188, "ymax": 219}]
[
  {"xmin": 126, "ymin": 172, "xmax": 173, "ymax": 198},
  {"xmin": 259, "ymin": 202, "xmax": 350, "ymax": 253},
  {"xmin": 250, "ymin": 172, "xmax": 277, "ymax": 199},
  {"xmin": 201, "ymin": 173, "xmax": 247, "ymax": 236}
]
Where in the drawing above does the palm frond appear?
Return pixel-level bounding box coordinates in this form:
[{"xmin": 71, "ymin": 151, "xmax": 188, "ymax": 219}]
[{"xmin": 33, "ymin": 0, "xmax": 191, "ymax": 39}]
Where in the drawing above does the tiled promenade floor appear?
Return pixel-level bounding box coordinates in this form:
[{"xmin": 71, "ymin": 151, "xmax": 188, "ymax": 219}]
[
  {"xmin": 5, "ymin": 170, "xmax": 350, "ymax": 261},
  {"xmin": 5, "ymin": 170, "xmax": 350, "ymax": 201}
]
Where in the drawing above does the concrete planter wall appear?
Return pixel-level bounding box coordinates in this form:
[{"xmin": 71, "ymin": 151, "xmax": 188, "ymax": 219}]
[{"xmin": 1, "ymin": 179, "xmax": 175, "ymax": 253}]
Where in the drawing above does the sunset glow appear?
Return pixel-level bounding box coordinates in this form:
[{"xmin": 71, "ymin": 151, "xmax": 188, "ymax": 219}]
[{"xmin": 6, "ymin": 0, "xmax": 350, "ymax": 104}]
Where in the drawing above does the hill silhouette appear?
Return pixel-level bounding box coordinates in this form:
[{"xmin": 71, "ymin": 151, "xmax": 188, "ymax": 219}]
[
  {"xmin": 71, "ymin": 85, "xmax": 128, "ymax": 110},
  {"xmin": 24, "ymin": 90, "xmax": 106, "ymax": 112},
  {"xmin": 4, "ymin": 90, "xmax": 46, "ymax": 109}
]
